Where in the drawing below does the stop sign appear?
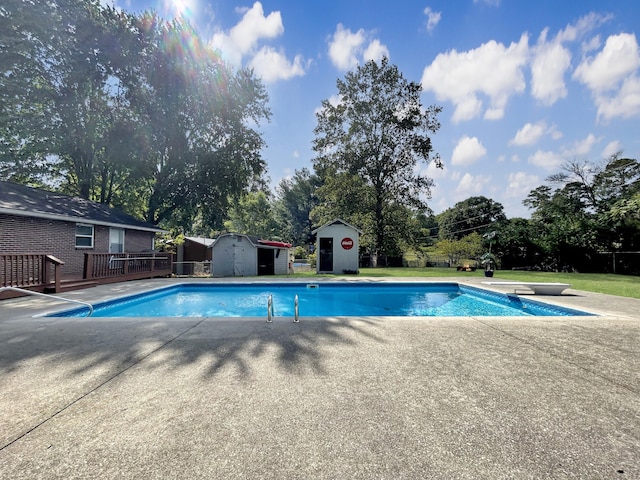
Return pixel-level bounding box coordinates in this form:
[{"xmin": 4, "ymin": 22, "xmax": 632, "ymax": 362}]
[{"xmin": 341, "ymin": 237, "xmax": 354, "ymax": 250}]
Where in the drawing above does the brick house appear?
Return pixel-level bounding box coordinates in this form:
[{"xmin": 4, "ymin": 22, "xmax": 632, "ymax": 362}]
[{"xmin": 0, "ymin": 181, "xmax": 165, "ymax": 279}]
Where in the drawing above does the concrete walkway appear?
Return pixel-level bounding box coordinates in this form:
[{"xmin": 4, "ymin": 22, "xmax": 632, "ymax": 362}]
[{"xmin": 0, "ymin": 277, "xmax": 638, "ymax": 479}]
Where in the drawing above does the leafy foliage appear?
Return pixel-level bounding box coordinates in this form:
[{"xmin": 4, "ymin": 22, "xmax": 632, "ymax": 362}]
[{"xmin": 0, "ymin": 1, "xmax": 270, "ymax": 233}]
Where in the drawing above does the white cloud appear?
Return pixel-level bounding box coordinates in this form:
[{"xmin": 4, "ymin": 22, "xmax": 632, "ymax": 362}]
[
  {"xmin": 328, "ymin": 24, "xmax": 366, "ymax": 70},
  {"xmin": 505, "ymin": 171, "xmax": 540, "ymax": 199},
  {"xmin": 528, "ymin": 150, "xmax": 564, "ymax": 171},
  {"xmin": 573, "ymin": 33, "xmax": 640, "ymax": 92},
  {"xmin": 363, "ymin": 39, "xmax": 389, "ymax": 63},
  {"xmin": 601, "ymin": 140, "xmax": 622, "ymax": 159},
  {"xmin": 530, "ymin": 31, "xmax": 571, "ymax": 105},
  {"xmin": 211, "ymin": 2, "xmax": 283, "ymax": 65},
  {"xmin": 328, "ymin": 24, "xmax": 388, "ymax": 70},
  {"xmin": 563, "ymin": 134, "xmax": 597, "ymax": 156},
  {"xmin": 451, "ymin": 136, "xmax": 487, "ymax": 166},
  {"xmin": 510, "ymin": 121, "xmax": 549, "ymax": 146},
  {"xmin": 423, "ymin": 7, "xmax": 441, "ymax": 33},
  {"xmin": 421, "ymin": 34, "xmax": 529, "ymax": 122},
  {"xmin": 248, "ymin": 47, "xmax": 306, "ymax": 82},
  {"xmin": 455, "ymin": 173, "xmax": 491, "ymax": 195},
  {"xmin": 594, "ymin": 75, "xmax": 640, "ymax": 121}
]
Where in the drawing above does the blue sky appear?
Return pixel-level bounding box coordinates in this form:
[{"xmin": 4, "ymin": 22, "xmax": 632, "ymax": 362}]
[{"xmin": 109, "ymin": 0, "xmax": 640, "ymax": 218}]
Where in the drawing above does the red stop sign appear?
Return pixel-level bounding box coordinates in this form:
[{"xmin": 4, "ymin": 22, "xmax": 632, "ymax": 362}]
[{"xmin": 341, "ymin": 237, "xmax": 354, "ymax": 250}]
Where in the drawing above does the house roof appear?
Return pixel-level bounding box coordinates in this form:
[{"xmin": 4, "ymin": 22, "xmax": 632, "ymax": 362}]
[
  {"xmin": 0, "ymin": 181, "xmax": 165, "ymax": 233},
  {"xmin": 311, "ymin": 218, "xmax": 363, "ymax": 235}
]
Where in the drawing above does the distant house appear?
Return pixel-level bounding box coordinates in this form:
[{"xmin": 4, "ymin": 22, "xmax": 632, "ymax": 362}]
[
  {"xmin": 0, "ymin": 181, "xmax": 165, "ymax": 280},
  {"xmin": 312, "ymin": 218, "xmax": 362, "ymax": 274},
  {"xmin": 210, "ymin": 233, "xmax": 292, "ymax": 277}
]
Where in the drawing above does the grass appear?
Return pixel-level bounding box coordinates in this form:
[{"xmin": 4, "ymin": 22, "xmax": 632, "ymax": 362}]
[{"xmin": 287, "ymin": 267, "xmax": 640, "ymax": 299}]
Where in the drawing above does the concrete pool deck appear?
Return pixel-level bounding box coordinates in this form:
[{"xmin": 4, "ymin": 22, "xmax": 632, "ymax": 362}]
[{"xmin": 0, "ymin": 276, "xmax": 638, "ymax": 479}]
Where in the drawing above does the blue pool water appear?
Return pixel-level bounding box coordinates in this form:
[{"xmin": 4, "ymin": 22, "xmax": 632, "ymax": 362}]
[{"xmin": 47, "ymin": 282, "xmax": 593, "ymax": 317}]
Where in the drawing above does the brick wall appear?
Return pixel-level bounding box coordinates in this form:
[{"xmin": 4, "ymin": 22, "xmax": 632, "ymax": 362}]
[{"xmin": 1, "ymin": 213, "xmax": 156, "ymax": 278}]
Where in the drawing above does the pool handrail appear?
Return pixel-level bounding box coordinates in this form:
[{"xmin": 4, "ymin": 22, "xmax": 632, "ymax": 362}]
[
  {"xmin": 0, "ymin": 286, "xmax": 94, "ymax": 317},
  {"xmin": 294, "ymin": 294, "xmax": 299, "ymax": 323},
  {"xmin": 267, "ymin": 294, "xmax": 274, "ymax": 323}
]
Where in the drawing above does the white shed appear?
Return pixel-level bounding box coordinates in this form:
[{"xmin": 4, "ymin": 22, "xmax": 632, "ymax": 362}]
[
  {"xmin": 210, "ymin": 233, "xmax": 292, "ymax": 277},
  {"xmin": 312, "ymin": 219, "xmax": 362, "ymax": 274}
]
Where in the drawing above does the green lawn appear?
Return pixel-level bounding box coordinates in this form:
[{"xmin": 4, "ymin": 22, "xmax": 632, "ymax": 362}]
[{"xmin": 288, "ymin": 267, "xmax": 640, "ymax": 299}]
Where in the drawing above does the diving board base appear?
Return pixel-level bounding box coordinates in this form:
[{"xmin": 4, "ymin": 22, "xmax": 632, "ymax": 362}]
[{"xmin": 481, "ymin": 282, "xmax": 571, "ymax": 295}]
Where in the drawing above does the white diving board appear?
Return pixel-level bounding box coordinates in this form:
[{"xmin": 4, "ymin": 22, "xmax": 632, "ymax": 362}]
[{"xmin": 481, "ymin": 282, "xmax": 571, "ymax": 296}]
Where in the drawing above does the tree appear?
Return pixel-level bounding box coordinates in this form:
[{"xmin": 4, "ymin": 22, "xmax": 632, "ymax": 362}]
[
  {"xmin": 273, "ymin": 168, "xmax": 320, "ymax": 247},
  {"xmin": 312, "ymin": 57, "xmax": 442, "ymax": 256},
  {"xmin": 223, "ymin": 191, "xmax": 278, "ymax": 239},
  {"xmin": 435, "ymin": 232, "xmax": 483, "ymax": 266},
  {"xmin": 524, "ymin": 155, "xmax": 640, "ymax": 271},
  {"xmin": 437, "ymin": 196, "xmax": 506, "ymax": 240},
  {"xmin": 1, "ymin": 2, "xmax": 271, "ymax": 232}
]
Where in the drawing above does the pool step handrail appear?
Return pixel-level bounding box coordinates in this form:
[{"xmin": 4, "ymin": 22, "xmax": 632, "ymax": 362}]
[
  {"xmin": 294, "ymin": 294, "xmax": 299, "ymax": 323},
  {"xmin": 267, "ymin": 294, "xmax": 274, "ymax": 323},
  {"xmin": 0, "ymin": 286, "xmax": 94, "ymax": 317}
]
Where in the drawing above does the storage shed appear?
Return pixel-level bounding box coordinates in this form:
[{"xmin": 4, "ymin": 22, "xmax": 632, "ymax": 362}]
[
  {"xmin": 312, "ymin": 219, "xmax": 362, "ymax": 274},
  {"xmin": 210, "ymin": 233, "xmax": 292, "ymax": 277}
]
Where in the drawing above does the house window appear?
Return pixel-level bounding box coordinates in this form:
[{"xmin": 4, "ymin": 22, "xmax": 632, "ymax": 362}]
[
  {"xmin": 75, "ymin": 224, "xmax": 94, "ymax": 248},
  {"xmin": 109, "ymin": 228, "xmax": 125, "ymax": 253}
]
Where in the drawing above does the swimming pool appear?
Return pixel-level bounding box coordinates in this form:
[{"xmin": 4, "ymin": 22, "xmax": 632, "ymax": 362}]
[{"xmin": 47, "ymin": 282, "xmax": 594, "ymax": 317}]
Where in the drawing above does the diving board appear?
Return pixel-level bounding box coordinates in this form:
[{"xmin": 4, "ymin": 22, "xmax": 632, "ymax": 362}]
[{"xmin": 481, "ymin": 282, "xmax": 571, "ymax": 295}]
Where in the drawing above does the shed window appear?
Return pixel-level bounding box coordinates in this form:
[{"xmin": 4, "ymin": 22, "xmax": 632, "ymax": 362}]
[{"xmin": 75, "ymin": 224, "xmax": 94, "ymax": 248}]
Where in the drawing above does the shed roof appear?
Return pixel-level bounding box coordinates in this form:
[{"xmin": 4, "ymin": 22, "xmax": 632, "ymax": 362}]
[
  {"xmin": 311, "ymin": 218, "xmax": 363, "ymax": 235},
  {"xmin": 0, "ymin": 181, "xmax": 165, "ymax": 233},
  {"xmin": 211, "ymin": 233, "xmax": 291, "ymax": 249},
  {"xmin": 184, "ymin": 236, "xmax": 216, "ymax": 247}
]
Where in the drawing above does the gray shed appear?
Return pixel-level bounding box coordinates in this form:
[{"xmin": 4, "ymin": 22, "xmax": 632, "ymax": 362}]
[
  {"xmin": 210, "ymin": 233, "xmax": 292, "ymax": 277},
  {"xmin": 312, "ymin": 219, "xmax": 362, "ymax": 274}
]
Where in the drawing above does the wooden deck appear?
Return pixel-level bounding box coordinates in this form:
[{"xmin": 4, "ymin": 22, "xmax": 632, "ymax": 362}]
[{"xmin": 1, "ymin": 253, "xmax": 172, "ymax": 299}]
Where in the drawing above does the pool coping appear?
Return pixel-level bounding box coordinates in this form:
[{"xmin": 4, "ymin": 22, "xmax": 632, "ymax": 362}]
[
  {"xmin": 4, "ymin": 275, "xmax": 632, "ymax": 320},
  {"xmin": 38, "ymin": 279, "xmax": 599, "ymax": 318}
]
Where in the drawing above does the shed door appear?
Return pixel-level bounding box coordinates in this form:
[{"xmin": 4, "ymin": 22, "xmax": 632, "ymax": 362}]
[
  {"xmin": 257, "ymin": 248, "xmax": 275, "ymax": 275},
  {"xmin": 319, "ymin": 237, "xmax": 333, "ymax": 272},
  {"xmin": 233, "ymin": 246, "xmax": 244, "ymax": 276}
]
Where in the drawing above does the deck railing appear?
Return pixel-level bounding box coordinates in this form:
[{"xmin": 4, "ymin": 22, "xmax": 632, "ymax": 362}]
[
  {"xmin": 84, "ymin": 252, "xmax": 172, "ymax": 283},
  {"xmin": 0, "ymin": 254, "xmax": 64, "ymax": 293}
]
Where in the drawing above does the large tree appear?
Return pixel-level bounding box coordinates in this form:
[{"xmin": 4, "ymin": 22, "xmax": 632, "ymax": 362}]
[
  {"xmin": 273, "ymin": 168, "xmax": 320, "ymax": 247},
  {"xmin": 436, "ymin": 196, "xmax": 507, "ymax": 240},
  {"xmin": 312, "ymin": 57, "xmax": 442, "ymax": 256},
  {"xmin": 0, "ymin": 1, "xmax": 270, "ymax": 233}
]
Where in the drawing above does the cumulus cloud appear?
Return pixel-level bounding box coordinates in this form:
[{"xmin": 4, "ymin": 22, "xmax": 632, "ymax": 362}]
[
  {"xmin": 363, "ymin": 39, "xmax": 390, "ymax": 63},
  {"xmin": 210, "ymin": 2, "xmax": 307, "ymax": 82},
  {"xmin": 421, "ymin": 34, "xmax": 528, "ymax": 122},
  {"xmin": 573, "ymin": 33, "xmax": 640, "ymax": 91},
  {"xmin": 530, "ymin": 30, "xmax": 571, "ymax": 105},
  {"xmin": 510, "ymin": 121, "xmax": 557, "ymax": 146},
  {"xmin": 455, "ymin": 173, "xmax": 491, "ymax": 195},
  {"xmin": 248, "ymin": 46, "xmax": 306, "ymax": 82},
  {"xmin": 528, "ymin": 150, "xmax": 564, "ymax": 171},
  {"xmin": 572, "ymin": 33, "xmax": 640, "ymax": 121},
  {"xmin": 505, "ymin": 171, "xmax": 540, "ymax": 199},
  {"xmin": 593, "ymin": 75, "xmax": 640, "ymax": 121},
  {"xmin": 451, "ymin": 136, "xmax": 487, "ymax": 166},
  {"xmin": 563, "ymin": 134, "xmax": 598, "ymax": 157},
  {"xmin": 423, "ymin": 7, "xmax": 441, "ymax": 33},
  {"xmin": 211, "ymin": 2, "xmax": 283, "ymax": 64},
  {"xmin": 601, "ymin": 140, "xmax": 622, "ymax": 159},
  {"xmin": 328, "ymin": 24, "xmax": 389, "ymax": 70}
]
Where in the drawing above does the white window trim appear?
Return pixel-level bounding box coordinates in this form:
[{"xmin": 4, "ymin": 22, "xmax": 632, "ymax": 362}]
[{"xmin": 75, "ymin": 223, "xmax": 94, "ymax": 249}]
